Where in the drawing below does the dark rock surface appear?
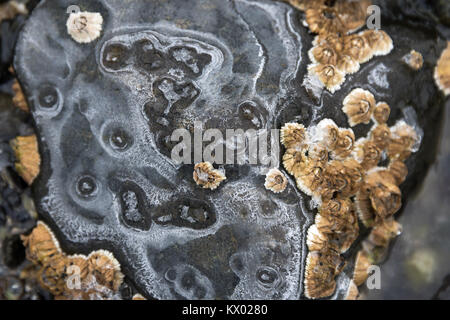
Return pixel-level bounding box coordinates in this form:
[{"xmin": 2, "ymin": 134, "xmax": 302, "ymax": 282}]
[{"xmin": 13, "ymin": 0, "xmax": 449, "ymax": 299}]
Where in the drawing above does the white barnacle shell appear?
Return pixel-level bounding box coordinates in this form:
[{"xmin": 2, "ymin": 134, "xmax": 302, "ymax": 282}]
[{"xmin": 67, "ymin": 11, "xmax": 103, "ymax": 44}]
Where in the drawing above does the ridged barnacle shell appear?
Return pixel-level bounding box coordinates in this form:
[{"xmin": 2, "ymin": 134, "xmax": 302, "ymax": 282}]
[
  {"xmin": 372, "ymin": 102, "xmax": 391, "ymax": 125},
  {"xmin": 336, "ymin": 54, "xmax": 360, "ymax": 74},
  {"xmin": 353, "ymin": 138, "xmax": 382, "ymax": 170},
  {"xmin": 67, "ymin": 11, "xmax": 103, "ymax": 44},
  {"xmin": 280, "ymin": 122, "xmax": 308, "ymax": 149},
  {"xmin": 388, "ymin": 160, "xmax": 408, "ymax": 185},
  {"xmin": 402, "ymin": 50, "xmax": 424, "ymax": 71},
  {"xmin": 368, "ymin": 219, "xmax": 403, "ymax": 248},
  {"xmin": 315, "ymin": 199, "xmax": 357, "ymax": 234},
  {"xmin": 434, "ymin": 41, "xmax": 450, "ymax": 96},
  {"xmin": 304, "ymin": 250, "xmax": 344, "ymax": 299},
  {"xmin": 353, "ymin": 250, "xmax": 372, "ymax": 286},
  {"xmin": 343, "ymin": 33, "xmax": 373, "ymax": 64},
  {"xmin": 331, "ymin": 128, "xmax": 355, "ymax": 160},
  {"xmin": 21, "ymin": 221, "xmax": 62, "ymax": 266},
  {"xmin": 342, "ymin": 88, "xmax": 376, "ymax": 127},
  {"xmin": 296, "ymin": 162, "xmax": 326, "ymax": 197},
  {"xmin": 264, "ymin": 168, "xmax": 288, "ymax": 194},
  {"xmin": 362, "ymin": 29, "xmax": 394, "ymax": 56},
  {"xmin": 369, "ymin": 124, "xmax": 391, "ymax": 150},
  {"xmin": 87, "ymin": 250, "xmax": 124, "ymax": 291},
  {"xmin": 12, "ymin": 79, "xmax": 29, "ymax": 112},
  {"xmin": 193, "ymin": 162, "xmax": 226, "ymax": 190},
  {"xmin": 387, "ymin": 121, "xmax": 418, "ymax": 161},
  {"xmin": 345, "ymin": 280, "xmax": 360, "ymax": 300},
  {"xmin": 313, "ymin": 119, "xmax": 340, "ymax": 151},
  {"xmin": 365, "ymin": 169, "xmax": 402, "ymax": 220},
  {"xmin": 334, "ymin": 0, "xmax": 371, "ymax": 33},
  {"xmin": 309, "ymin": 44, "xmax": 340, "ymax": 66},
  {"xmin": 327, "ymin": 226, "xmax": 359, "ymax": 253},
  {"xmin": 283, "ymin": 148, "xmax": 309, "ymax": 178},
  {"xmin": 307, "ymin": 224, "xmax": 330, "ymax": 252},
  {"xmin": 308, "ymin": 63, "xmax": 345, "ymax": 93},
  {"xmin": 305, "ymin": 6, "xmax": 346, "ymax": 36},
  {"xmin": 10, "ymin": 135, "xmax": 41, "ymax": 185},
  {"xmin": 321, "ymin": 161, "xmax": 355, "ymax": 200}
]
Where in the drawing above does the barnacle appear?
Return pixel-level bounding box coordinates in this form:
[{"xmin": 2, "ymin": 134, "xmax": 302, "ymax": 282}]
[
  {"xmin": 280, "ymin": 123, "xmax": 308, "ymax": 149},
  {"xmin": 336, "ymin": 54, "xmax": 360, "ymax": 74},
  {"xmin": 193, "ymin": 162, "xmax": 226, "ymax": 190},
  {"xmin": 12, "ymin": 79, "xmax": 29, "ymax": 112},
  {"xmin": 353, "ymin": 250, "xmax": 372, "ymax": 286},
  {"xmin": 308, "ymin": 64, "xmax": 345, "ymax": 93},
  {"xmin": 369, "ymin": 124, "xmax": 391, "ymax": 150},
  {"xmin": 283, "ymin": 148, "xmax": 309, "ymax": 178},
  {"xmin": 313, "ymin": 119, "xmax": 340, "ymax": 151},
  {"xmin": 331, "ymin": 128, "xmax": 355, "ymax": 160},
  {"xmin": 21, "ymin": 222, "xmax": 124, "ymax": 300},
  {"xmin": 365, "ymin": 170, "xmax": 402, "ymax": 220},
  {"xmin": 296, "ymin": 164, "xmax": 325, "ymax": 197},
  {"xmin": 342, "ymin": 88, "xmax": 376, "ymax": 126},
  {"xmin": 367, "ymin": 219, "xmax": 402, "ymax": 248},
  {"xmin": 264, "ymin": 168, "xmax": 288, "ymax": 194},
  {"xmin": 372, "ymin": 102, "xmax": 391, "ymax": 125},
  {"xmin": 132, "ymin": 294, "xmax": 146, "ymax": 300},
  {"xmin": 387, "ymin": 121, "xmax": 418, "ymax": 161},
  {"xmin": 10, "ymin": 135, "xmax": 41, "ymax": 185},
  {"xmin": 434, "ymin": 41, "xmax": 450, "ymax": 96},
  {"xmin": 304, "ymin": 250, "xmax": 345, "ymax": 299},
  {"xmin": 388, "ymin": 160, "xmax": 408, "ymax": 185},
  {"xmin": 305, "ymin": 6, "xmax": 346, "ymax": 36},
  {"xmin": 67, "ymin": 11, "xmax": 103, "ymax": 44},
  {"xmin": 309, "ymin": 44, "xmax": 340, "ymax": 66},
  {"xmin": 315, "ymin": 199, "xmax": 357, "ymax": 234},
  {"xmin": 402, "ymin": 50, "xmax": 424, "ymax": 71},
  {"xmin": 353, "ymin": 138, "xmax": 382, "ymax": 170},
  {"xmin": 307, "ymin": 224, "xmax": 329, "ymax": 252},
  {"xmin": 362, "ymin": 29, "xmax": 394, "ymax": 56},
  {"xmin": 343, "ymin": 34, "xmax": 373, "ymax": 64},
  {"xmin": 307, "ymin": 143, "xmax": 329, "ymax": 165}
]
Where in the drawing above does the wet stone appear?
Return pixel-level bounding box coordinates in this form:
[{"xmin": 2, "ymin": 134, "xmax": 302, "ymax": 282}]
[{"xmin": 13, "ymin": 0, "xmax": 448, "ymax": 300}]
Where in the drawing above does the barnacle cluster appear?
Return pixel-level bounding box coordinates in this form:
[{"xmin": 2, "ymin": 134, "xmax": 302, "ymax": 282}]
[
  {"xmin": 10, "ymin": 135, "xmax": 40, "ymax": 185},
  {"xmin": 281, "ymin": 88, "xmax": 420, "ymax": 299},
  {"xmin": 193, "ymin": 162, "xmax": 226, "ymax": 190},
  {"xmin": 21, "ymin": 222, "xmax": 124, "ymax": 300},
  {"xmin": 435, "ymin": 41, "xmax": 450, "ymax": 96},
  {"xmin": 288, "ymin": 0, "xmax": 394, "ymax": 93}
]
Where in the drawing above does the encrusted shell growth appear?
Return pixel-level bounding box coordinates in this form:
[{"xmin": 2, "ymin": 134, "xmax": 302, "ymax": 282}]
[
  {"xmin": 10, "ymin": 135, "xmax": 41, "ymax": 185},
  {"xmin": 264, "ymin": 168, "xmax": 288, "ymax": 194},
  {"xmin": 193, "ymin": 162, "xmax": 226, "ymax": 190},
  {"xmin": 21, "ymin": 221, "xmax": 124, "ymax": 300},
  {"xmin": 67, "ymin": 11, "xmax": 103, "ymax": 44},
  {"xmin": 402, "ymin": 50, "xmax": 424, "ymax": 71},
  {"xmin": 434, "ymin": 41, "xmax": 450, "ymax": 96},
  {"xmin": 342, "ymin": 88, "xmax": 376, "ymax": 126}
]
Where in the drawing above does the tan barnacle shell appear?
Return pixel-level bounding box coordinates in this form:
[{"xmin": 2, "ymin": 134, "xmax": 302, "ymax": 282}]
[
  {"xmin": 353, "ymin": 250, "xmax": 372, "ymax": 286},
  {"xmin": 12, "ymin": 79, "xmax": 29, "ymax": 112},
  {"xmin": 21, "ymin": 221, "xmax": 62, "ymax": 266},
  {"xmin": 313, "ymin": 118, "xmax": 340, "ymax": 151},
  {"xmin": 336, "ymin": 54, "xmax": 360, "ymax": 74},
  {"xmin": 331, "ymin": 128, "xmax": 355, "ymax": 160},
  {"xmin": 308, "ymin": 63, "xmax": 345, "ymax": 93},
  {"xmin": 309, "ymin": 44, "xmax": 340, "ymax": 66},
  {"xmin": 304, "ymin": 250, "xmax": 344, "ymax": 299},
  {"xmin": 296, "ymin": 163, "xmax": 326, "ymax": 197},
  {"xmin": 280, "ymin": 122, "xmax": 308, "ymax": 149},
  {"xmin": 362, "ymin": 29, "xmax": 394, "ymax": 56},
  {"xmin": 307, "ymin": 224, "xmax": 329, "ymax": 252},
  {"xmin": 369, "ymin": 124, "xmax": 391, "ymax": 150},
  {"xmin": 355, "ymin": 187, "xmax": 376, "ymax": 228},
  {"xmin": 353, "ymin": 138, "xmax": 382, "ymax": 171},
  {"xmin": 132, "ymin": 294, "xmax": 147, "ymax": 300},
  {"xmin": 316, "ymin": 199, "xmax": 357, "ymax": 235},
  {"xmin": 313, "ymin": 33, "xmax": 344, "ymax": 52},
  {"xmin": 335, "ymin": 0, "xmax": 371, "ymax": 33},
  {"xmin": 307, "ymin": 143, "xmax": 329, "ymax": 165},
  {"xmin": 365, "ymin": 169, "xmax": 402, "ymax": 220},
  {"xmin": 372, "ymin": 102, "xmax": 391, "ymax": 125},
  {"xmin": 388, "ymin": 160, "xmax": 408, "ymax": 185},
  {"xmin": 342, "ymin": 88, "xmax": 376, "ymax": 127},
  {"xmin": 10, "ymin": 135, "xmax": 41, "ymax": 185},
  {"xmin": 283, "ymin": 148, "xmax": 309, "ymax": 178},
  {"xmin": 67, "ymin": 11, "xmax": 103, "ymax": 44},
  {"xmin": 368, "ymin": 219, "xmax": 402, "ymax": 248},
  {"xmin": 320, "ymin": 160, "xmax": 356, "ymax": 200},
  {"xmin": 387, "ymin": 121, "xmax": 418, "ymax": 161},
  {"xmin": 345, "ymin": 280, "xmax": 360, "ymax": 300},
  {"xmin": 434, "ymin": 41, "xmax": 450, "ymax": 96},
  {"xmin": 87, "ymin": 250, "xmax": 124, "ymax": 291},
  {"xmin": 343, "ymin": 34, "xmax": 373, "ymax": 64},
  {"xmin": 264, "ymin": 168, "xmax": 288, "ymax": 194},
  {"xmin": 402, "ymin": 50, "xmax": 424, "ymax": 71},
  {"xmin": 193, "ymin": 162, "xmax": 226, "ymax": 190},
  {"xmin": 305, "ymin": 6, "xmax": 346, "ymax": 36},
  {"xmin": 328, "ymin": 227, "xmax": 359, "ymax": 253}
]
